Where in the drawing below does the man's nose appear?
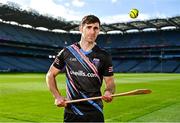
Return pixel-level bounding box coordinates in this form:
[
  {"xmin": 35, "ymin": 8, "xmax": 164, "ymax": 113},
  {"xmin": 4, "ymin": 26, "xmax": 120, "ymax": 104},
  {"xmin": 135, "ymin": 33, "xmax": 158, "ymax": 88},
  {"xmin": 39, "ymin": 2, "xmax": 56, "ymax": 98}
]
[{"xmin": 89, "ymin": 28, "xmax": 96, "ymax": 34}]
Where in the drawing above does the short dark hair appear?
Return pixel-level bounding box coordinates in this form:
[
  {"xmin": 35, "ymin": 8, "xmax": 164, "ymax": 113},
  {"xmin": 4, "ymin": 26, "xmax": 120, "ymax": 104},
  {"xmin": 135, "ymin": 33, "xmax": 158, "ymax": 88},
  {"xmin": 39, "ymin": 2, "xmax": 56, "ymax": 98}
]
[{"xmin": 81, "ymin": 15, "xmax": 101, "ymax": 26}]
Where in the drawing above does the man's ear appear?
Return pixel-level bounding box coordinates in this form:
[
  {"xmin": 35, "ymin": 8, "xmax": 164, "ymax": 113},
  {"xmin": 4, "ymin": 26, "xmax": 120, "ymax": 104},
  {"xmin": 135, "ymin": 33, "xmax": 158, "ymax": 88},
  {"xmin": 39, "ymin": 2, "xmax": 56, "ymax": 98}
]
[{"xmin": 79, "ymin": 25, "xmax": 83, "ymax": 32}]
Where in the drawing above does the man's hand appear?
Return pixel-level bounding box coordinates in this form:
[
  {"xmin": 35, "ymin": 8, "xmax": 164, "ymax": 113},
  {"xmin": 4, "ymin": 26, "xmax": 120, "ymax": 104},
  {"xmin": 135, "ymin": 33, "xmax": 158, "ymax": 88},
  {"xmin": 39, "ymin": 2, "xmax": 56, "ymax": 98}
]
[
  {"xmin": 102, "ymin": 90, "xmax": 113, "ymax": 103},
  {"xmin": 55, "ymin": 96, "xmax": 67, "ymax": 107}
]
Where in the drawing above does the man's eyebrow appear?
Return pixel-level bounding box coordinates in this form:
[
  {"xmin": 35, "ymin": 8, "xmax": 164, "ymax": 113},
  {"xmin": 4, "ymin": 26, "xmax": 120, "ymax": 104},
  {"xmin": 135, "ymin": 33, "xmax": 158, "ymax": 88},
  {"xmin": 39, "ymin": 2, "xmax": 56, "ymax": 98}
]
[
  {"xmin": 86, "ymin": 25, "xmax": 99, "ymax": 29},
  {"xmin": 87, "ymin": 25, "xmax": 92, "ymax": 27},
  {"xmin": 94, "ymin": 26, "xmax": 99, "ymax": 29}
]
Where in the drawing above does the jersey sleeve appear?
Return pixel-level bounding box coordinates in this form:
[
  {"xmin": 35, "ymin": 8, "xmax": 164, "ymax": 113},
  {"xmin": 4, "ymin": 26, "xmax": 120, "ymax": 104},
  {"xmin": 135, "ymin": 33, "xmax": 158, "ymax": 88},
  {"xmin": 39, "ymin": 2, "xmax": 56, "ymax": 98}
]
[
  {"xmin": 102, "ymin": 53, "xmax": 114, "ymax": 76},
  {"xmin": 53, "ymin": 49, "xmax": 66, "ymax": 70}
]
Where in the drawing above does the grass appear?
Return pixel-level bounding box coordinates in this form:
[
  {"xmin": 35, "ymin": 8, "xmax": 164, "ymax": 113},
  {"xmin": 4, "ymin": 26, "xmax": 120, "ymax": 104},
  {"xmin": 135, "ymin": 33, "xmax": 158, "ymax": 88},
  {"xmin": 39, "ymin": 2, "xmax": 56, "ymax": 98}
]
[{"xmin": 0, "ymin": 73, "xmax": 180, "ymax": 122}]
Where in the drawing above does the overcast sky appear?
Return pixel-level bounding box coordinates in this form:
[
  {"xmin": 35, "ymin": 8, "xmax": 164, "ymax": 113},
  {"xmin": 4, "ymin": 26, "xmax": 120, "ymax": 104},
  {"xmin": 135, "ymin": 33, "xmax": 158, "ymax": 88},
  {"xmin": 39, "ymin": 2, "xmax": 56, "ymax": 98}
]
[{"xmin": 1, "ymin": 0, "xmax": 180, "ymax": 23}]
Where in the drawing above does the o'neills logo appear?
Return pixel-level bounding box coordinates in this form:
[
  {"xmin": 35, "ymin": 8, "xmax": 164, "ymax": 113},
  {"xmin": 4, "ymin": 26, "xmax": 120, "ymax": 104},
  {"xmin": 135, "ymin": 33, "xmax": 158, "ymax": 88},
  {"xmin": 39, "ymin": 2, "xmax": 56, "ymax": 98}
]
[{"xmin": 70, "ymin": 70, "xmax": 96, "ymax": 77}]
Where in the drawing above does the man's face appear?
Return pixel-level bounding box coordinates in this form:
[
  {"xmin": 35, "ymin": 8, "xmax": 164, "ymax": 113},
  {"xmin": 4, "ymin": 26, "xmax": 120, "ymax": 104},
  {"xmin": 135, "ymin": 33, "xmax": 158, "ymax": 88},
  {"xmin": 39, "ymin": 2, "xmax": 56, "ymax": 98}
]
[{"xmin": 80, "ymin": 22, "xmax": 100, "ymax": 43}]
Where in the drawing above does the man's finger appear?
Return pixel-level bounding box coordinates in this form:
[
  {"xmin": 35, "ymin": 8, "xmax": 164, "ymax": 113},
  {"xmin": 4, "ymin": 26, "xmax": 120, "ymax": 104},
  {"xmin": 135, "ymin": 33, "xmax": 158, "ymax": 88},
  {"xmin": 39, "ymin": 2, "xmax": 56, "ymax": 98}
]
[
  {"xmin": 55, "ymin": 98, "xmax": 67, "ymax": 107},
  {"xmin": 102, "ymin": 95, "xmax": 112, "ymax": 102}
]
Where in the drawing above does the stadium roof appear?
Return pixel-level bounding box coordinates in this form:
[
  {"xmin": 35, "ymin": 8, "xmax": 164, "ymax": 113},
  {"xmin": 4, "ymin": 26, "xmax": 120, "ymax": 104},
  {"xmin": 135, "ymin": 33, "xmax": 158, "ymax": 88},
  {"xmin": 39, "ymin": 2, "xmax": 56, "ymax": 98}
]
[{"xmin": 0, "ymin": 2, "xmax": 180, "ymax": 33}]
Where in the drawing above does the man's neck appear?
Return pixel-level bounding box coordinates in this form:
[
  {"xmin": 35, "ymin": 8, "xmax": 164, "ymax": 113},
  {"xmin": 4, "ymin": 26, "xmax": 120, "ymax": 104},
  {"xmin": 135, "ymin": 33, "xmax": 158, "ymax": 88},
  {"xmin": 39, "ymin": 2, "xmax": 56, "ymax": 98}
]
[{"xmin": 79, "ymin": 40, "xmax": 95, "ymax": 52}]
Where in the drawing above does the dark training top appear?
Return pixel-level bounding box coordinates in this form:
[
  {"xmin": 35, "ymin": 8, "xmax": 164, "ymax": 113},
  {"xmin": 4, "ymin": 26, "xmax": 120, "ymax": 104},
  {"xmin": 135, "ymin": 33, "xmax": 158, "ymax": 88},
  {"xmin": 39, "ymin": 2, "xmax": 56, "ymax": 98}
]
[{"xmin": 53, "ymin": 42, "xmax": 113, "ymax": 115}]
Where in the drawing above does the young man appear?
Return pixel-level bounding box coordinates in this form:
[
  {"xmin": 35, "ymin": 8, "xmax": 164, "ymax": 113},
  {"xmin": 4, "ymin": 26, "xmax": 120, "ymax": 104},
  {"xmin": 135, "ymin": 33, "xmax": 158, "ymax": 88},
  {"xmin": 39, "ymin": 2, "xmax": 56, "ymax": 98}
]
[{"xmin": 46, "ymin": 15, "xmax": 115, "ymax": 122}]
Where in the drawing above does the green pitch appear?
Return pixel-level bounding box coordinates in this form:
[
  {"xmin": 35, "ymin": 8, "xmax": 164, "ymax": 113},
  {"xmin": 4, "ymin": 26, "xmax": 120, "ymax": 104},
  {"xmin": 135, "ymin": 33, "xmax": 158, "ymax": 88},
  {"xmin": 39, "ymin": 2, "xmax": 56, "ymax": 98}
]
[{"xmin": 0, "ymin": 73, "xmax": 180, "ymax": 122}]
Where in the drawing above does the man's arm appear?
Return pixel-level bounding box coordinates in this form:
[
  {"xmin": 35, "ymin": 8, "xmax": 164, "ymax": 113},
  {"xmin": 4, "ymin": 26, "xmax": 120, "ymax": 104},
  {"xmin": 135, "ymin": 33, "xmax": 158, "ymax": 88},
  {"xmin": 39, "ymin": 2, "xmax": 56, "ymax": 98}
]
[
  {"xmin": 102, "ymin": 76, "xmax": 115, "ymax": 102},
  {"xmin": 46, "ymin": 65, "xmax": 67, "ymax": 107}
]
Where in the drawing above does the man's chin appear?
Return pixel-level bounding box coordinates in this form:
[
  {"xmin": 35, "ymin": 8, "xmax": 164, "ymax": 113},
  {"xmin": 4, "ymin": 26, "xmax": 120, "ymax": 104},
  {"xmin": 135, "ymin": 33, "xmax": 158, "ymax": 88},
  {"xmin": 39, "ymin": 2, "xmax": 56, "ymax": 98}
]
[
  {"xmin": 87, "ymin": 38, "xmax": 95, "ymax": 42},
  {"xmin": 88, "ymin": 40, "xmax": 95, "ymax": 43}
]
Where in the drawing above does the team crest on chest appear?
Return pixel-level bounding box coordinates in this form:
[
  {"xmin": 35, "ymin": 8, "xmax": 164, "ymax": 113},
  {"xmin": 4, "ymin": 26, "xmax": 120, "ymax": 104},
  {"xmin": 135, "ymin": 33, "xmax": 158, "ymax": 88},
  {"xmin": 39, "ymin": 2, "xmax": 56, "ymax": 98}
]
[{"xmin": 92, "ymin": 58, "xmax": 100, "ymax": 68}]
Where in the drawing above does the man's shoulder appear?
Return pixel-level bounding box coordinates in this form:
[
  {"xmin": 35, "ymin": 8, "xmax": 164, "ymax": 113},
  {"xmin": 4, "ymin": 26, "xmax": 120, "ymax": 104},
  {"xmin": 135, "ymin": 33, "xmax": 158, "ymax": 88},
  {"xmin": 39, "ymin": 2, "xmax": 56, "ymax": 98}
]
[
  {"xmin": 65, "ymin": 42, "xmax": 79, "ymax": 49},
  {"xmin": 94, "ymin": 45, "xmax": 110, "ymax": 56},
  {"xmin": 57, "ymin": 44, "xmax": 73, "ymax": 56}
]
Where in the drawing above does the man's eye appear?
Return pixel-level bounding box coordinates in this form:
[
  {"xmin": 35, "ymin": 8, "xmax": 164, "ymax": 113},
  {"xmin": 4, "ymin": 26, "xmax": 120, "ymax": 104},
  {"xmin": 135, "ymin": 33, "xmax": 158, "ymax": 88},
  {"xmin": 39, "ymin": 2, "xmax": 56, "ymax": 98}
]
[{"xmin": 94, "ymin": 27, "xmax": 99, "ymax": 30}]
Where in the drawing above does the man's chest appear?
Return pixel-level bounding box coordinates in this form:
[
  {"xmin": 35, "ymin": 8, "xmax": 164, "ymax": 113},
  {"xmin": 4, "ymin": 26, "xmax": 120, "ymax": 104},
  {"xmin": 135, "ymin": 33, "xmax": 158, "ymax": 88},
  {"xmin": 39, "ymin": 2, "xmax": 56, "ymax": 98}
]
[{"xmin": 65, "ymin": 53, "xmax": 103, "ymax": 70}]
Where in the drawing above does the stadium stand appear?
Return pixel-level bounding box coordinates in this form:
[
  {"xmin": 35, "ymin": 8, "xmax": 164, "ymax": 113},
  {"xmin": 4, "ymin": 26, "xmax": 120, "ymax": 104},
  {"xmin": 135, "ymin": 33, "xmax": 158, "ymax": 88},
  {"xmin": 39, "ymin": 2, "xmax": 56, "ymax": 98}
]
[
  {"xmin": 0, "ymin": 21, "xmax": 180, "ymax": 73},
  {"xmin": 97, "ymin": 29, "xmax": 180, "ymax": 73},
  {"xmin": 0, "ymin": 2, "xmax": 180, "ymax": 73}
]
